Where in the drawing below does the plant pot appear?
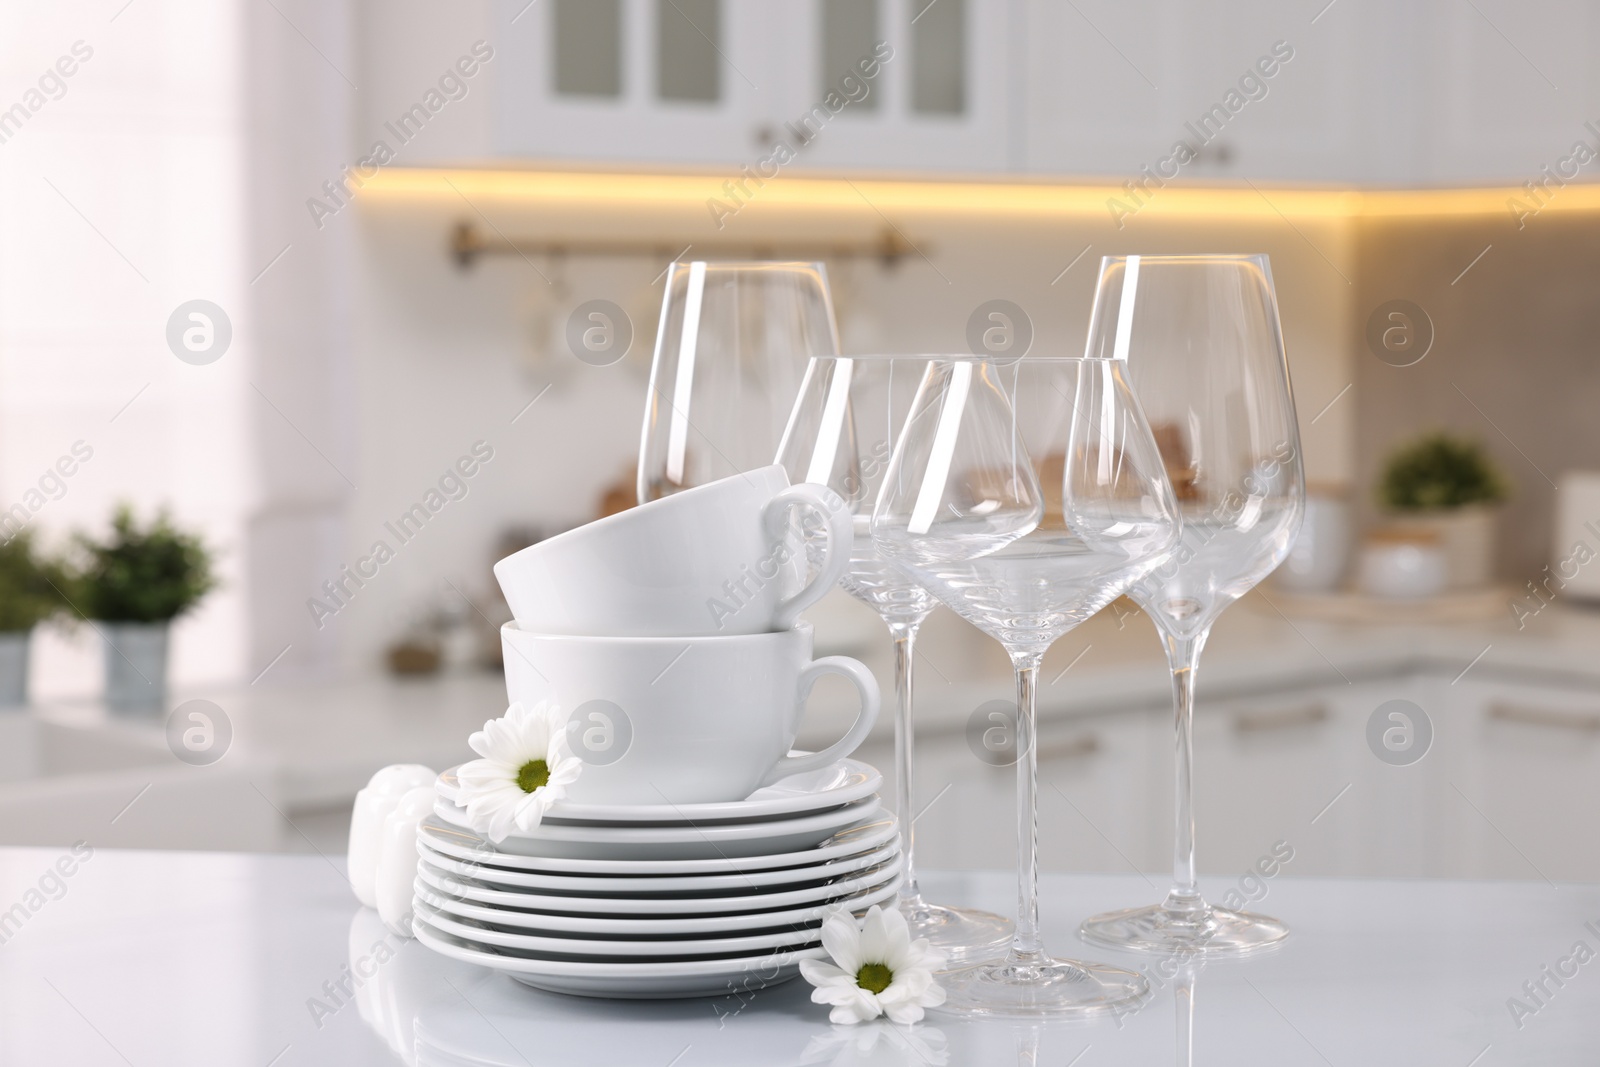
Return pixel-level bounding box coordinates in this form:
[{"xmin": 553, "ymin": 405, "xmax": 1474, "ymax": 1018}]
[
  {"xmin": 103, "ymin": 621, "xmax": 169, "ymax": 712},
  {"xmin": 0, "ymin": 631, "xmax": 28, "ymax": 708},
  {"xmin": 1386, "ymin": 505, "xmax": 1498, "ymax": 591}
]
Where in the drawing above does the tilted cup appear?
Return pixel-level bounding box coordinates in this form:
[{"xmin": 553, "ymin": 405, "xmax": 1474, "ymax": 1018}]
[
  {"xmin": 501, "ymin": 621, "xmax": 879, "ymax": 806},
  {"xmin": 493, "ymin": 465, "xmax": 850, "ymax": 637}
]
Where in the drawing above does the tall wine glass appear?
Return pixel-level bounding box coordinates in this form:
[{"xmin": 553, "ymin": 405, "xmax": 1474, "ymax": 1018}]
[
  {"xmin": 638, "ymin": 261, "xmax": 838, "ymax": 503},
  {"xmin": 1079, "ymin": 255, "xmax": 1305, "ymax": 956},
  {"xmin": 776, "ymin": 355, "xmax": 1013, "ymax": 962},
  {"xmin": 872, "ymin": 354, "xmax": 1179, "ymax": 1017}
]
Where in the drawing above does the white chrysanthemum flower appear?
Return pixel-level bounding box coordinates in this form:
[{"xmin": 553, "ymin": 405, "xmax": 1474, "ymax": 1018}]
[
  {"xmin": 799, "ymin": 904, "xmax": 948, "ymax": 1025},
  {"xmin": 455, "ymin": 701, "xmax": 582, "ymax": 843}
]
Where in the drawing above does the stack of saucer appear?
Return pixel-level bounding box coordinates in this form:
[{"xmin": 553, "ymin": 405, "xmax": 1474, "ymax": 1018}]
[{"xmin": 410, "ymin": 760, "xmax": 902, "ymax": 998}]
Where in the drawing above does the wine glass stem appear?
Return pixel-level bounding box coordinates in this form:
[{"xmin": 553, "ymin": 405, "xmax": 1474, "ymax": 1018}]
[
  {"xmin": 1009, "ymin": 652, "xmax": 1044, "ymax": 963},
  {"xmin": 888, "ymin": 619, "xmax": 924, "ymax": 909},
  {"xmin": 1164, "ymin": 629, "xmax": 1210, "ymax": 911}
]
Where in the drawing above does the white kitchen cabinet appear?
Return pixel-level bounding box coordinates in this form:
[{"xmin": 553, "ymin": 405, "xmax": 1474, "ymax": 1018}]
[
  {"xmin": 871, "ymin": 700, "xmax": 1166, "ymax": 877},
  {"xmin": 491, "ymin": 0, "xmax": 1015, "ymax": 171},
  {"xmin": 773, "ymin": 0, "xmax": 1017, "ymax": 173},
  {"xmin": 372, "ymin": 0, "xmax": 1598, "ymax": 184},
  {"xmin": 1443, "ymin": 673, "xmax": 1600, "ymax": 884},
  {"xmin": 1019, "ymin": 0, "xmax": 1428, "ymax": 185},
  {"xmin": 1412, "ymin": 0, "xmax": 1600, "ymax": 185},
  {"xmin": 1143, "ymin": 671, "xmax": 1600, "ymax": 884},
  {"xmin": 1186, "ymin": 679, "xmax": 1363, "ymax": 879},
  {"xmin": 494, "ymin": 0, "xmax": 783, "ymax": 164},
  {"xmin": 876, "ymin": 665, "xmax": 1600, "ymax": 885},
  {"xmin": 1018, "ymin": 0, "xmax": 1600, "ymax": 185}
]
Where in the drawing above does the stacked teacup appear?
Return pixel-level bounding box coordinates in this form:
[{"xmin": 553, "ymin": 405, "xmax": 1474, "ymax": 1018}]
[{"xmin": 410, "ymin": 465, "xmax": 898, "ymax": 999}]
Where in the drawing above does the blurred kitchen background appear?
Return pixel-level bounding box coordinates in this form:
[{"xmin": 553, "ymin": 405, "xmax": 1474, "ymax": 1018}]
[{"xmin": 4, "ymin": 0, "xmax": 1600, "ymax": 884}]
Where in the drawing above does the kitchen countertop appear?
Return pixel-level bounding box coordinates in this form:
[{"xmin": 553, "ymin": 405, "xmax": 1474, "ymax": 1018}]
[
  {"xmin": 22, "ymin": 596, "xmax": 1600, "ymax": 819},
  {"xmin": 1, "ymin": 847, "xmax": 1595, "ymax": 1065}
]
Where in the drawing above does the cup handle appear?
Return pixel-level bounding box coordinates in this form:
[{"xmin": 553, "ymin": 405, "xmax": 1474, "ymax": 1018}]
[
  {"xmin": 763, "ymin": 482, "xmax": 852, "ymax": 632},
  {"xmin": 759, "ymin": 655, "xmax": 880, "ymax": 786}
]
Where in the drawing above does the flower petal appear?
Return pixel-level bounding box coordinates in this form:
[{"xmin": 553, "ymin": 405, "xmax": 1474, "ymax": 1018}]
[
  {"xmin": 818, "ymin": 908, "xmax": 863, "ymax": 974},
  {"xmin": 799, "ymin": 959, "xmax": 849, "ymax": 987},
  {"xmin": 857, "ymin": 905, "xmax": 892, "ymax": 965}
]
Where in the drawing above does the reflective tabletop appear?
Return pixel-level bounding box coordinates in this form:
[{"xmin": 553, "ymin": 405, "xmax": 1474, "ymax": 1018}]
[{"xmin": 1, "ymin": 848, "xmax": 1594, "ymax": 1065}]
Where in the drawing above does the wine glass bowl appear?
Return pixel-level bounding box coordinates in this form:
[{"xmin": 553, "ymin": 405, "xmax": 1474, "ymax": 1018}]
[
  {"xmin": 1078, "ymin": 254, "xmax": 1305, "ymax": 958},
  {"xmin": 871, "ymin": 354, "xmax": 1179, "ymax": 1017},
  {"xmin": 639, "ymin": 261, "xmax": 839, "ymax": 503},
  {"xmin": 873, "ymin": 359, "xmax": 1179, "ymax": 658}
]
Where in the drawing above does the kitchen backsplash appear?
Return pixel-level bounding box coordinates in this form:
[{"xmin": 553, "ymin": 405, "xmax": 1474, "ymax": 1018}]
[{"xmin": 1353, "ymin": 212, "xmax": 1600, "ymax": 587}]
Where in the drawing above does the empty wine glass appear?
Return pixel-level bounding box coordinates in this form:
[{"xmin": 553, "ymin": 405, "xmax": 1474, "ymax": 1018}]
[
  {"xmin": 1078, "ymin": 254, "xmax": 1305, "ymax": 957},
  {"xmin": 776, "ymin": 355, "xmax": 1013, "ymax": 962},
  {"xmin": 638, "ymin": 261, "xmax": 838, "ymax": 503},
  {"xmin": 872, "ymin": 354, "xmax": 1179, "ymax": 1017}
]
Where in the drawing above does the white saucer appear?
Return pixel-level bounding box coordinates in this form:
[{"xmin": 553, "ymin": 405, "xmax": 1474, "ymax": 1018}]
[
  {"xmin": 412, "ymin": 916, "xmax": 826, "ymax": 999},
  {"xmin": 418, "ymin": 815, "xmax": 898, "ymax": 875},
  {"xmin": 436, "ymin": 757, "xmax": 881, "ymax": 826},
  {"xmin": 417, "ymin": 835, "xmax": 901, "ymax": 896},
  {"xmin": 430, "ymin": 796, "xmax": 880, "ymax": 860},
  {"xmin": 417, "ymin": 854, "xmax": 902, "ymax": 915},
  {"xmin": 412, "ymin": 898, "xmax": 822, "ymax": 959},
  {"xmin": 414, "ymin": 870, "xmax": 903, "ymax": 937}
]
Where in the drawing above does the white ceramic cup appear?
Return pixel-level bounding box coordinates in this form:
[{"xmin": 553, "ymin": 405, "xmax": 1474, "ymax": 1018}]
[
  {"xmin": 493, "ymin": 465, "xmax": 850, "ymax": 637},
  {"xmin": 501, "ymin": 621, "xmax": 879, "ymax": 806}
]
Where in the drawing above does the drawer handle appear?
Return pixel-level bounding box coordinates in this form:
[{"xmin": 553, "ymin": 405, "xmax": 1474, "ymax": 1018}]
[
  {"xmin": 1488, "ymin": 703, "xmax": 1600, "ymax": 732},
  {"xmin": 1231, "ymin": 704, "xmax": 1328, "ymax": 733},
  {"xmin": 1033, "ymin": 735, "xmax": 1102, "ymax": 762}
]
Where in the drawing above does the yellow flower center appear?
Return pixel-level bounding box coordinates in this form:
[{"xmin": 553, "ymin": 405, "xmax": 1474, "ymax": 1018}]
[
  {"xmin": 856, "ymin": 962, "xmax": 893, "ymax": 994},
  {"xmin": 516, "ymin": 759, "xmax": 550, "ymax": 793}
]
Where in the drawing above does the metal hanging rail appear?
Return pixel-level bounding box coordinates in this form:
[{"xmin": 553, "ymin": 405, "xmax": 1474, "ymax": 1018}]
[{"xmin": 449, "ymin": 222, "xmax": 921, "ymax": 269}]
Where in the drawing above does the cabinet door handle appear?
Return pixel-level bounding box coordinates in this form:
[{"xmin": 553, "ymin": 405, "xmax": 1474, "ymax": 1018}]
[
  {"xmin": 1231, "ymin": 704, "xmax": 1328, "ymax": 733},
  {"xmin": 1488, "ymin": 703, "xmax": 1600, "ymax": 732},
  {"xmin": 1033, "ymin": 735, "xmax": 1102, "ymax": 762}
]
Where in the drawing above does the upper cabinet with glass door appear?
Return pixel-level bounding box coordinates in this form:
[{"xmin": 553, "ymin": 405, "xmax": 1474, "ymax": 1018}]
[
  {"xmin": 493, "ymin": 0, "xmax": 1015, "ymax": 171},
  {"xmin": 495, "ymin": 0, "xmax": 779, "ymax": 163},
  {"xmin": 768, "ymin": 0, "xmax": 1016, "ymax": 172}
]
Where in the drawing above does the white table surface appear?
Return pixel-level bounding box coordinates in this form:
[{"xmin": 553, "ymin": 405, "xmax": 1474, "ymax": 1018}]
[{"xmin": 2, "ymin": 847, "xmax": 1595, "ymax": 1065}]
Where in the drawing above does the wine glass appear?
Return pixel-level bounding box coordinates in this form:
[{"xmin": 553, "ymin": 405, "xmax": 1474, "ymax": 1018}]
[
  {"xmin": 1078, "ymin": 254, "xmax": 1305, "ymax": 956},
  {"xmin": 638, "ymin": 261, "xmax": 839, "ymax": 503},
  {"xmin": 872, "ymin": 353, "xmax": 1179, "ymax": 1017},
  {"xmin": 775, "ymin": 355, "xmax": 1013, "ymax": 962}
]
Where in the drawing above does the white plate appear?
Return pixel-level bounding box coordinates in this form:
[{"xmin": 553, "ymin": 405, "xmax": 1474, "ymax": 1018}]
[
  {"xmin": 418, "ymin": 815, "xmax": 898, "ymax": 876},
  {"xmin": 414, "ymin": 870, "xmax": 904, "ymax": 937},
  {"xmin": 417, "ymin": 853, "xmax": 902, "ymax": 915},
  {"xmin": 437, "ymin": 757, "xmax": 881, "ymax": 826},
  {"xmin": 430, "ymin": 796, "xmax": 881, "ymax": 860},
  {"xmin": 412, "ymin": 898, "xmax": 822, "ymax": 959},
  {"xmin": 417, "ymin": 836, "xmax": 901, "ymax": 896},
  {"xmin": 413, "ymin": 916, "xmax": 826, "ymax": 999}
]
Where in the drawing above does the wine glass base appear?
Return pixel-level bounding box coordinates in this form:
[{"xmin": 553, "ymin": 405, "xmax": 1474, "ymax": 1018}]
[
  {"xmin": 934, "ymin": 956, "xmax": 1150, "ymax": 1019},
  {"xmin": 899, "ymin": 899, "xmax": 1014, "ymax": 965},
  {"xmin": 1078, "ymin": 902, "xmax": 1288, "ymax": 957}
]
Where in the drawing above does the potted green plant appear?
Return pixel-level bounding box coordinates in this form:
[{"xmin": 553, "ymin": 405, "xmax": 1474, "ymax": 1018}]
[
  {"xmin": 75, "ymin": 506, "xmax": 215, "ymax": 711},
  {"xmin": 0, "ymin": 531, "xmax": 67, "ymax": 707},
  {"xmin": 1377, "ymin": 432, "xmax": 1508, "ymax": 590}
]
